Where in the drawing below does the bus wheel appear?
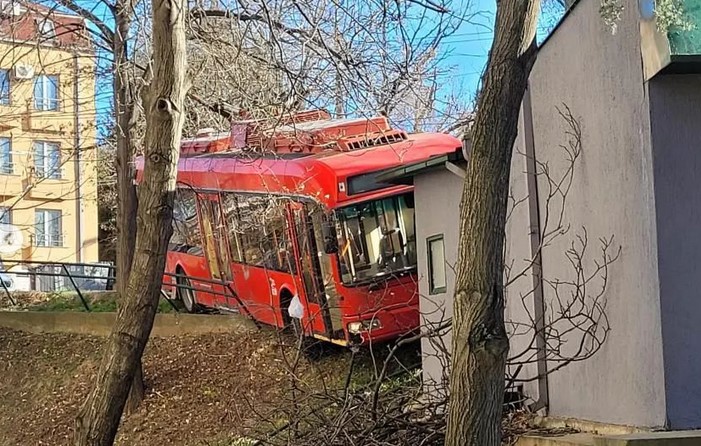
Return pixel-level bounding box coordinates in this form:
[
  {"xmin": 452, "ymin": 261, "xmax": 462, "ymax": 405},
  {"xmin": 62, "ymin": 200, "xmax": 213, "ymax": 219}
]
[{"xmin": 176, "ymin": 274, "xmax": 198, "ymax": 313}]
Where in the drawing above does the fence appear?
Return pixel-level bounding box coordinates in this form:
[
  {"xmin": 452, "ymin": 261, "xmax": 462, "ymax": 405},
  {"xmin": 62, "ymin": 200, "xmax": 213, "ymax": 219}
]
[
  {"xmin": 33, "ymin": 262, "xmax": 114, "ymax": 292},
  {"xmin": 0, "ymin": 260, "xmax": 254, "ymax": 323}
]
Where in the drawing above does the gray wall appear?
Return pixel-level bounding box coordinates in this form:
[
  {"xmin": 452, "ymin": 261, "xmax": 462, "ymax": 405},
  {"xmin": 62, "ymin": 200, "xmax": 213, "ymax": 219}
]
[
  {"xmin": 415, "ymin": 169, "xmax": 462, "ymax": 398},
  {"xmin": 415, "ymin": 156, "xmax": 545, "ymax": 405},
  {"xmin": 507, "ymin": 0, "xmax": 667, "ymax": 427},
  {"xmin": 505, "ymin": 109, "xmax": 547, "ymax": 405},
  {"xmin": 649, "ymin": 74, "xmax": 701, "ymax": 429},
  {"xmin": 416, "ymin": 0, "xmax": 701, "ymax": 429}
]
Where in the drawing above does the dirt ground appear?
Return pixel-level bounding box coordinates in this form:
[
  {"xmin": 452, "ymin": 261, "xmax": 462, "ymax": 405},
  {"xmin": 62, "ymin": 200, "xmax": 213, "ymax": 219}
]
[{"xmin": 0, "ymin": 327, "xmax": 379, "ymax": 446}]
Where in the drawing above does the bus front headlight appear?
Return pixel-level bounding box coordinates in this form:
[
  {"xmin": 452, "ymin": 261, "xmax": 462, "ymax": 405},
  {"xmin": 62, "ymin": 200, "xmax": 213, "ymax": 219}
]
[
  {"xmin": 347, "ymin": 319, "xmax": 382, "ymax": 334},
  {"xmin": 348, "ymin": 322, "xmax": 363, "ymax": 333}
]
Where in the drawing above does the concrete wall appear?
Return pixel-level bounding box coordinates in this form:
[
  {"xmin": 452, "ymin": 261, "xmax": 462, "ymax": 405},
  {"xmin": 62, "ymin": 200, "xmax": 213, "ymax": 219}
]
[
  {"xmin": 648, "ymin": 74, "xmax": 701, "ymax": 429},
  {"xmin": 416, "ymin": 0, "xmax": 701, "ymax": 429},
  {"xmin": 415, "ymin": 158, "xmax": 545, "ymax": 405},
  {"xmin": 505, "ymin": 111, "xmax": 545, "ymax": 404},
  {"xmin": 414, "ymin": 169, "xmax": 462, "ymax": 397},
  {"xmin": 509, "ymin": 0, "xmax": 667, "ymax": 427}
]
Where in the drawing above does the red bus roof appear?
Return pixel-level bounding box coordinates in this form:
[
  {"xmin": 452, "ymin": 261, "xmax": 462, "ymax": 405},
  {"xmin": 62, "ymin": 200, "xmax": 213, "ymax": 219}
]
[
  {"xmin": 137, "ymin": 133, "xmax": 461, "ymax": 207},
  {"xmin": 135, "ymin": 132, "xmax": 461, "ymax": 208}
]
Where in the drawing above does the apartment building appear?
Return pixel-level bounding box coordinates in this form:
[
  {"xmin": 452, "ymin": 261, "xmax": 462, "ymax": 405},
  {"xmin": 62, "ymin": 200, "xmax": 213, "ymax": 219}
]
[{"xmin": 0, "ymin": 1, "xmax": 98, "ymax": 270}]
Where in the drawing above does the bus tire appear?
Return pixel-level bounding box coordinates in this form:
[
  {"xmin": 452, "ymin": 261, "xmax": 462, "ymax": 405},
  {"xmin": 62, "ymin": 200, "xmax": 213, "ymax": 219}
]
[{"xmin": 176, "ymin": 272, "xmax": 199, "ymax": 313}]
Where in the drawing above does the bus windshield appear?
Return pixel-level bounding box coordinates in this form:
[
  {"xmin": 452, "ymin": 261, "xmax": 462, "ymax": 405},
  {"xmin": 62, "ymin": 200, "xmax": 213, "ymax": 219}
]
[{"xmin": 336, "ymin": 193, "xmax": 417, "ymax": 284}]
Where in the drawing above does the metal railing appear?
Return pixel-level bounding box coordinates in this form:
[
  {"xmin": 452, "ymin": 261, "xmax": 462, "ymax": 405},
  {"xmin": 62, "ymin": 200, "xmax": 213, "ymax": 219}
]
[
  {"xmin": 0, "ymin": 260, "xmax": 254, "ymax": 324},
  {"xmin": 0, "ymin": 259, "xmax": 114, "ymax": 310}
]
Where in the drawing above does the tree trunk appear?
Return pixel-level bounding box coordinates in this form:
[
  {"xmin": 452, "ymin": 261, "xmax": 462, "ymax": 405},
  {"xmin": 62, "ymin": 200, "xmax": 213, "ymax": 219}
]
[
  {"xmin": 112, "ymin": 0, "xmax": 144, "ymax": 415},
  {"xmin": 444, "ymin": 0, "xmax": 540, "ymax": 445},
  {"xmin": 73, "ymin": 0, "xmax": 188, "ymax": 443}
]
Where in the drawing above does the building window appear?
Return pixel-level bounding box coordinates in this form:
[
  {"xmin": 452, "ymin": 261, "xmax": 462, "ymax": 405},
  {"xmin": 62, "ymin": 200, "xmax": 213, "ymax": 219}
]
[
  {"xmin": 37, "ymin": 19, "xmax": 55, "ymax": 39},
  {"xmin": 33, "ymin": 75, "xmax": 59, "ymax": 111},
  {"xmin": 0, "ymin": 69, "xmax": 9, "ymax": 105},
  {"xmin": 35, "ymin": 209, "xmax": 62, "ymax": 247},
  {"xmin": 427, "ymin": 234, "xmax": 446, "ymax": 295},
  {"xmin": 34, "ymin": 141, "xmax": 61, "ymax": 179},
  {"xmin": 0, "ymin": 138, "xmax": 11, "ymax": 174},
  {"xmin": 0, "ymin": 207, "xmax": 11, "ymax": 225}
]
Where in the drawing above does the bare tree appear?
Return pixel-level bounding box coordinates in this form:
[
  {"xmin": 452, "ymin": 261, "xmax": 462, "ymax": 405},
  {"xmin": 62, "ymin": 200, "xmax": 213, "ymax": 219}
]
[
  {"xmin": 73, "ymin": 0, "xmax": 188, "ymax": 443},
  {"xmin": 97, "ymin": 143, "xmax": 117, "ymax": 263},
  {"xmin": 180, "ymin": 0, "xmax": 472, "ymax": 132},
  {"xmin": 112, "ymin": 0, "xmax": 151, "ymax": 413},
  {"xmin": 503, "ymin": 108, "xmax": 620, "ymax": 388},
  {"xmin": 444, "ymin": 0, "xmax": 540, "ymax": 442}
]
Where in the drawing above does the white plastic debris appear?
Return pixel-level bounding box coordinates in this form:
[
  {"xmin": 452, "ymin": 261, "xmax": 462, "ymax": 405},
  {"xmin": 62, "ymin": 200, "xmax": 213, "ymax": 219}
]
[{"xmin": 288, "ymin": 294, "xmax": 304, "ymax": 319}]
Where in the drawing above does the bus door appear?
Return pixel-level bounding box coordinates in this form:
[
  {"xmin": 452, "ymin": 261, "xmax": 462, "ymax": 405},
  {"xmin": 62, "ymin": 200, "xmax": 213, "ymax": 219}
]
[
  {"xmin": 288, "ymin": 202, "xmax": 338, "ymax": 339},
  {"xmin": 197, "ymin": 194, "xmax": 234, "ymax": 307},
  {"xmin": 310, "ymin": 209, "xmax": 344, "ymax": 335}
]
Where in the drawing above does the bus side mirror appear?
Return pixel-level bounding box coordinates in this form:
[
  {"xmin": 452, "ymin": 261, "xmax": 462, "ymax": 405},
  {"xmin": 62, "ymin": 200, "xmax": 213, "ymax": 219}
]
[{"xmin": 321, "ymin": 220, "xmax": 338, "ymax": 254}]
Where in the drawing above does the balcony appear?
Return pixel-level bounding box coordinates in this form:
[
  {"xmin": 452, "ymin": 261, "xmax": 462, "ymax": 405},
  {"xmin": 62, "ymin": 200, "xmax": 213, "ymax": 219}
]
[
  {"xmin": 641, "ymin": 0, "xmax": 701, "ymax": 80},
  {"xmin": 33, "ymin": 234, "xmax": 64, "ymax": 248}
]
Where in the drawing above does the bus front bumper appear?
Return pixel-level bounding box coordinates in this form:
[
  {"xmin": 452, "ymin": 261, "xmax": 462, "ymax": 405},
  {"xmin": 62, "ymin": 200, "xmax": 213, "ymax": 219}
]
[{"xmin": 343, "ymin": 305, "xmax": 420, "ymax": 346}]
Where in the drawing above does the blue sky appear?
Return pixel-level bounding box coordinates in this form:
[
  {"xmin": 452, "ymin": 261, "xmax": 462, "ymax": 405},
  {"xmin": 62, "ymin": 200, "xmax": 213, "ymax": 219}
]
[
  {"xmin": 441, "ymin": 0, "xmax": 497, "ymax": 105},
  {"xmin": 439, "ymin": 0, "xmax": 567, "ymax": 112}
]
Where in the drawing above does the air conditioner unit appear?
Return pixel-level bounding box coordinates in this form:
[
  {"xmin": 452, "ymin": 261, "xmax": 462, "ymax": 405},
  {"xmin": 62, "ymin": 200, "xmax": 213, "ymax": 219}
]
[{"xmin": 13, "ymin": 64, "xmax": 34, "ymax": 80}]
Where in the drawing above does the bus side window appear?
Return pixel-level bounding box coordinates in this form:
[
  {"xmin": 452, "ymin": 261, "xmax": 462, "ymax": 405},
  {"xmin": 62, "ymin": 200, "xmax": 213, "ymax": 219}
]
[
  {"xmin": 237, "ymin": 195, "xmax": 268, "ymax": 267},
  {"xmin": 223, "ymin": 193, "xmax": 294, "ymax": 273},
  {"xmin": 281, "ymin": 206, "xmax": 297, "ymax": 274},
  {"xmin": 263, "ymin": 199, "xmax": 293, "ymax": 273},
  {"xmin": 172, "ymin": 187, "xmax": 203, "ymax": 256},
  {"xmin": 221, "ymin": 193, "xmax": 245, "ymax": 263},
  {"xmin": 250, "ymin": 196, "xmax": 293, "ymax": 273}
]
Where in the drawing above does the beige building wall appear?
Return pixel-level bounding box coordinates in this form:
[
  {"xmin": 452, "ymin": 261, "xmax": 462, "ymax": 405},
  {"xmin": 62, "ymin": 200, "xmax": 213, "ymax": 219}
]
[{"xmin": 0, "ymin": 39, "xmax": 98, "ymax": 265}]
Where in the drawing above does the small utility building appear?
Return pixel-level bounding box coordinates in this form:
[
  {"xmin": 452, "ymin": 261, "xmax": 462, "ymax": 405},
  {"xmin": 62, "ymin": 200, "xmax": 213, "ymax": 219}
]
[{"xmin": 379, "ymin": 150, "xmax": 465, "ymax": 404}]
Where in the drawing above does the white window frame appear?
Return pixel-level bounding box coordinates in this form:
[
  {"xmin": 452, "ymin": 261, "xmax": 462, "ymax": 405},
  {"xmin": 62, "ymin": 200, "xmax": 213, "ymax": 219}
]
[
  {"xmin": 0, "ymin": 69, "xmax": 9, "ymax": 105},
  {"xmin": 34, "ymin": 74, "xmax": 59, "ymax": 111},
  {"xmin": 34, "ymin": 141, "xmax": 61, "ymax": 179},
  {"xmin": 37, "ymin": 18, "xmax": 55, "ymax": 39},
  {"xmin": 34, "ymin": 209, "xmax": 63, "ymax": 247},
  {"xmin": 0, "ymin": 137, "xmax": 11, "ymax": 174},
  {"xmin": 427, "ymin": 234, "xmax": 447, "ymax": 295}
]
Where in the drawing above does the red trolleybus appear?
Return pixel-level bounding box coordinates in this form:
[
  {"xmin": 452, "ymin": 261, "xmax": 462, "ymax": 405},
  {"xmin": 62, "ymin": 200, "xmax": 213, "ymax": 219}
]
[{"xmin": 137, "ymin": 110, "xmax": 461, "ymax": 346}]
